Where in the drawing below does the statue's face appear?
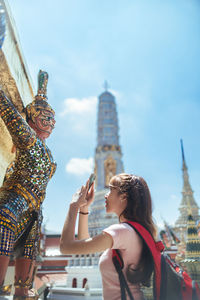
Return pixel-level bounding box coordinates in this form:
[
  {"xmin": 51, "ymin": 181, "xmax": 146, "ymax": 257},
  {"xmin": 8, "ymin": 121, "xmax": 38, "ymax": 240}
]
[{"xmin": 29, "ymin": 109, "xmax": 55, "ymax": 140}]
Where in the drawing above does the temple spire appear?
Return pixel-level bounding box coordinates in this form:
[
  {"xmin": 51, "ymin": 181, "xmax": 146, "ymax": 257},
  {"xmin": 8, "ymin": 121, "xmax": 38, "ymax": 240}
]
[
  {"xmin": 181, "ymin": 139, "xmax": 185, "ymax": 165},
  {"xmin": 94, "ymin": 86, "xmax": 124, "ymax": 190},
  {"xmin": 103, "ymin": 80, "xmax": 109, "ymax": 92},
  {"xmin": 181, "ymin": 139, "xmax": 188, "ymax": 172},
  {"xmin": 175, "ymin": 140, "xmax": 200, "ymax": 227},
  {"xmin": 181, "ymin": 139, "xmax": 193, "ymax": 199},
  {"xmin": 97, "ymin": 87, "xmax": 119, "ymax": 148},
  {"xmin": 89, "ymin": 85, "xmax": 124, "ymax": 236}
]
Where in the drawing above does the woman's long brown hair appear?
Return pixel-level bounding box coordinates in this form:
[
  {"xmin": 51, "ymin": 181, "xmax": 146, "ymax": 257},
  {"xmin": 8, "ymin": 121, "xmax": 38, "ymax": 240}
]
[{"xmin": 110, "ymin": 173, "xmax": 156, "ymax": 286}]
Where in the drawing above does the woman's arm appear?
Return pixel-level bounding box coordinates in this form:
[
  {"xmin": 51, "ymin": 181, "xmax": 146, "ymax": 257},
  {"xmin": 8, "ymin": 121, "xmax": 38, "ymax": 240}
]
[
  {"xmin": 60, "ymin": 182, "xmax": 113, "ymax": 255},
  {"xmin": 77, "ymin": 183, "xmax": 95, "ymax": 240},
  {"xmin": 78, "ymin": 207, "xmax": 90, "ymax": 240},
  {"xmin": 60, "ymin": 202, "xmax": 112, "ymax": 254}
]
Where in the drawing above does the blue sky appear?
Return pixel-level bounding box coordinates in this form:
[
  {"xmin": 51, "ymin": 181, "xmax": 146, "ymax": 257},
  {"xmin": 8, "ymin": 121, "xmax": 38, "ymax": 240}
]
[{"xmin": 9, "ymin": 0, "xmax": 200, "ymax": 232}]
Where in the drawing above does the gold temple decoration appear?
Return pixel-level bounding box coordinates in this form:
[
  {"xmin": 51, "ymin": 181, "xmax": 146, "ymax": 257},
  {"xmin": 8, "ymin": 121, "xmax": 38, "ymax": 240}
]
[{"xmin": 104, "ymin": 156, "xmax": 116, "ymax": 187}]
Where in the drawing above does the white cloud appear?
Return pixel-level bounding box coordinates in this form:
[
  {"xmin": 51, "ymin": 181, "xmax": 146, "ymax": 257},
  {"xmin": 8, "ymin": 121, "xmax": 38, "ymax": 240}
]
[
  {"xmin": 66, "ymin": 157, "xmax": 94, "ymax": 176},
  {"xmin": 58, "ymin": 96, "xmax": 98, "ymax": 137},
  {"xmin": 60, "ymin": 96, "xmax": 97, "ymax": 117}
]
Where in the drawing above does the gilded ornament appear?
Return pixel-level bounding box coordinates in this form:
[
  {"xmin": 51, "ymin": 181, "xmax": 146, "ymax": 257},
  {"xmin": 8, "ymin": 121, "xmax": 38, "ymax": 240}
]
[{"xmin": 104, "ymin": 156, "xmax": 116, "ymax": 187}]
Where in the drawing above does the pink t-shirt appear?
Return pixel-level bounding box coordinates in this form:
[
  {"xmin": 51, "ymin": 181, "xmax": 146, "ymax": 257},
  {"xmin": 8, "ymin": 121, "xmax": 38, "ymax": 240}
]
[{"xmin": 99, "ymin": 223, "xmax": 145, "ymax": 300}]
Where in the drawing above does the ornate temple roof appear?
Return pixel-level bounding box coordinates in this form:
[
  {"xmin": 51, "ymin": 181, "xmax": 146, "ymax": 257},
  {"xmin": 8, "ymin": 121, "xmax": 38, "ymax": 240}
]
[
  {"xmin": 99, "ymin": 90, "xmax": 115, "ymax": 100},
  {"xmin": 185, "ymin": 214, "xmax": 200, "ymax": 260},
  {"xmin": 97, "ymin": 87, "xmax": 120, "ymax": 147}
]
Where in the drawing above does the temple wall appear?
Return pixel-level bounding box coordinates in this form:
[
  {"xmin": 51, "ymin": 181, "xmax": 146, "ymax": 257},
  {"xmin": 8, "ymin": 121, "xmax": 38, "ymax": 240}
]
[{"xmin": 0, "ymin": 0, "xmax": 34, "ymax": 185}]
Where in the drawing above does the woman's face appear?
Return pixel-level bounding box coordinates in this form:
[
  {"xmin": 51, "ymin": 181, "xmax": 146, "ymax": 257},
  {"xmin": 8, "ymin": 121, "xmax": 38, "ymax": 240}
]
[{"xmin": 104, "ymin": 184, "xmax": 127, "ymax": 216}]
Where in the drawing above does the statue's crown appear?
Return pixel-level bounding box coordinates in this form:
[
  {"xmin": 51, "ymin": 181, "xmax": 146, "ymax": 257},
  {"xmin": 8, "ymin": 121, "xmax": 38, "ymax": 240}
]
[
  {"xmin": 25, "ymin": 70, "xmax": 55, "ymax": 121},
  {"xmin": 35, "ymin": 70, "xmax": 49, "ymax": 101}
]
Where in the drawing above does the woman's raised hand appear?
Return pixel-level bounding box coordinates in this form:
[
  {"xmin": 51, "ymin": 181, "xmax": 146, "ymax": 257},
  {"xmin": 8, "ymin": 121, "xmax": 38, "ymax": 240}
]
[
  {"xmin": 71, "ymin": 178, "xmax": 95, "ymax": 213},
  {"xmin": 71, "ymin": 179, "xmax": 93, "ymax": 208},
  {"xmin": 71, "ymin": 183, "xmax": 88, "ymax": 208},
  {"xmin": 85, "ymin": 182, "xmax": 95, "ymax": 207}
]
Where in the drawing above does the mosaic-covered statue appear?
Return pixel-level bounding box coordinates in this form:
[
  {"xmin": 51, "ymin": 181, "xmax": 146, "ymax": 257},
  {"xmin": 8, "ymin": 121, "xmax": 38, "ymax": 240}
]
[{"xmin": 0, "ymin": 70, "xmax": 56, "ymax": 299}]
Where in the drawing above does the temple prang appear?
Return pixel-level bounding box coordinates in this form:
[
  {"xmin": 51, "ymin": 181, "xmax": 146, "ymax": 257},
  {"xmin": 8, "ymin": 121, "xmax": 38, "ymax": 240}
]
[{"xmin": 175, "ymin": 140, "xmax": 200, "ymax": 229}]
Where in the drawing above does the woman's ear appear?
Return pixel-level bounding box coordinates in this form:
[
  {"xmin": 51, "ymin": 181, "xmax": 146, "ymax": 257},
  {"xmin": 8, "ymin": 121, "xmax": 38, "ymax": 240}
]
[{"xmin": 120, "ymin": 194, "xmax": 127, "ymax": 203}]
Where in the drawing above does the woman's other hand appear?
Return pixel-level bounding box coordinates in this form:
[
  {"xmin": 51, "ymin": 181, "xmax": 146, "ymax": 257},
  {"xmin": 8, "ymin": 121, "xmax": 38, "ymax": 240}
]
[
  {"xmin": 79, "ymin": 179, "xmax": 95, "ymax": 213},
  {"xmin": 71, "ymin": 180, "xmax": 89, "ymax": 209}
]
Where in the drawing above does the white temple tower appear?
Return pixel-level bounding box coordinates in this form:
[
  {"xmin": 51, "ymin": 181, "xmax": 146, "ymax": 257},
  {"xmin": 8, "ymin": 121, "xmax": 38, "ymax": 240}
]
[{"xmin": 89, "ymin": 84, "xmax": 124, "ymax": 236}]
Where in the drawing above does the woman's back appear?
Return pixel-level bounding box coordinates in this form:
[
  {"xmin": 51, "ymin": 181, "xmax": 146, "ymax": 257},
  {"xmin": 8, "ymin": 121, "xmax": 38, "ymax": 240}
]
[{"xmin": 99, "ymin": 223, "xmax": 145, "ymax": 300}]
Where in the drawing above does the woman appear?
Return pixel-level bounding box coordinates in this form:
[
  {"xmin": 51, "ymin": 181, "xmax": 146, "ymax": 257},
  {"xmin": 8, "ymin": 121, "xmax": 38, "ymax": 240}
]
[{"xmin": 60, "ymin": 173, "xmax": 156, "ymax": 300}]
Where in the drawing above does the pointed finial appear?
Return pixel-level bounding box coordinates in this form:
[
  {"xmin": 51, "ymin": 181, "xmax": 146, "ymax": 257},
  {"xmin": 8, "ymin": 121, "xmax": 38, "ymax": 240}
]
[
  {"xmin": 180, "ymin": 139, "xmax": 185, "ymax": 163},
  {"xmin": 35, "ymin": 70, "xmax": 49, "ymax": 101},
  {"xmin": 103, "ymin": 80, "xmax": 110, "ymax": 91}
]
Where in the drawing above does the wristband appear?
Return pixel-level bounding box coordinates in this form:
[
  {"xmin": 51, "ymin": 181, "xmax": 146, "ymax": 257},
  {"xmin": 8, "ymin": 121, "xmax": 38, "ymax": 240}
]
[{"xmin": 79, "ymin": 211, "xmax": 89, "ymax": 215}]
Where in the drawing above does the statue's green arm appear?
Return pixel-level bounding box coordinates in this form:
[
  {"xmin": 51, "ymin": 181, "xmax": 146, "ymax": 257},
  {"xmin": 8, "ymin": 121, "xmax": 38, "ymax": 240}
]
[{"xmin": 0, "ymin": 90, "xmax": 36, "ymax": 148}]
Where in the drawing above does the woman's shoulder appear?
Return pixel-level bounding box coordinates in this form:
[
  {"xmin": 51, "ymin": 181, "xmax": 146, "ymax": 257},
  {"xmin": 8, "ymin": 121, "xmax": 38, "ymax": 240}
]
[
  {"xmin": 103, "ymin": 222, "xmax": 142, "ymax": 250},
  {"xmin": 103, "ymin": 223, "xmax": 140, "ymax": 241},
  {"xmin": 104, "ymin": 222, "xmax": 138, "ymax": 233},
  {"xmin": 104, "ymin": 222, "xmax": 127, "ymax": 232}
]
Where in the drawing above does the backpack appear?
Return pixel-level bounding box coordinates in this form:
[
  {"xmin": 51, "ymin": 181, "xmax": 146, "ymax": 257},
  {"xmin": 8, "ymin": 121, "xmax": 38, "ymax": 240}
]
[{"xmin": 112, "ymin": 221, "xmax": 200, "ymax": 300}]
